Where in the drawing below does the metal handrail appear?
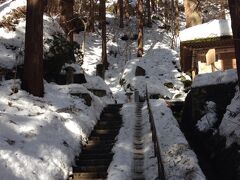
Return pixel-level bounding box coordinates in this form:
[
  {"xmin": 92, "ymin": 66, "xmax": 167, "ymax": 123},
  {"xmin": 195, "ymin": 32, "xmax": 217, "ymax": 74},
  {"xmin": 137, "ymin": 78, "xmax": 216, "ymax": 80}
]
[{"xmin": 146, "ymin": 86, "xmax": 166, "ymax": 180}]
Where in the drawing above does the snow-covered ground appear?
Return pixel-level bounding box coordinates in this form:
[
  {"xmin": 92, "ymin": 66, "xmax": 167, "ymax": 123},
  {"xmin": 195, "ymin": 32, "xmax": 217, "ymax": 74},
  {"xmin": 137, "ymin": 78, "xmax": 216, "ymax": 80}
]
[
  {"xmin": 219, "ymin": 86, "xmax": 240, "ymax": 146},
  {"xmin": 0, "ymin": 1, "xmax": 109, "ymax": 179},
  {"xmin": 107, "ymin": 103, "xmax": 135, "ymax": 180},
  {"xmin": 143, "ymin": 100, "xmax": 205, "ymax": 180},
  {"xmin": 0, "ymin": 80, "xmax": 105, "ymax": 180},
  {"xmin": 1, "ymin": 0, "xmax": 240, "ymax": 179}
]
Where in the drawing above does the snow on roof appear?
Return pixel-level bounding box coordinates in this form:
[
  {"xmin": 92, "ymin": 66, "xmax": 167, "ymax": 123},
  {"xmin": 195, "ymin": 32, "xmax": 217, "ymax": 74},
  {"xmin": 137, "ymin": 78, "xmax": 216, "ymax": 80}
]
[{"xmin": 179, "ymin": 19, "xmax": 233, "ymax": 42}]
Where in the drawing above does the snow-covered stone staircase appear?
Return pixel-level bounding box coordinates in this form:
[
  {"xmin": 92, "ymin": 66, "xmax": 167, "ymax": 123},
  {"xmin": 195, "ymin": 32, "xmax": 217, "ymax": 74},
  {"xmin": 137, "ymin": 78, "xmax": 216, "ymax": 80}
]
[{"xmin": 71, "ymin": 104, "xmax": 123, "ymax": 180}]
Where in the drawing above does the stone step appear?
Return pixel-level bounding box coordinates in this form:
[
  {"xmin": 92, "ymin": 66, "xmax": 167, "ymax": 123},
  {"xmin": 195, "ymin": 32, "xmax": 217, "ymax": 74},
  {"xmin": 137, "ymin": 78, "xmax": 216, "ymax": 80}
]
[
  {"xmin": 97, "ymin": 120, "xmax": 122, "ymax": 126},
  {"xmin": 73, "ymin": 165, "xmax": 109, "ymax": 172},
  {"xmin": 92, "ymin": 129, "xmax": 119, "ymax": 134},
  {"xmin": 95, "ymin": 123, "xmax": 122, "ymax": 129},
  {"xmin": 84, "ymin": 139, "xmax": 115, "ymax": 146},
  {"xmin": 89, "ymin": 135, "xmax": 117, "ymax": 141},
  {"xmin": 73, "ymin": 172, "xmax": 107, "ymax": 179},
  {"xmin": 82, "ymin": 144, "xmax": 113, "ymax": 153},
  {"xmin": 90, "ymin": 131, "xmax": 119, "ymax": 138},
  {"xmin": 94, "ymin": 125, "xmax": 121, "ymax": 130},
  {"xmin": 72, "ymin": 105, "xmax": 122, "ymax": 180},
  {"xmin": 75, "ymin": 159, "xmax": 112, "ymax": 166},
  {"xmin": 100, "ymin": 116, "xmax": 122, "ymax": 121},
  {"xmin": 78, "ymin": 153, "xmax": 114, "ymax": 160},
  {"xmin": 103, "ymin": 106, "xmax": 122, "ymax": 112}
]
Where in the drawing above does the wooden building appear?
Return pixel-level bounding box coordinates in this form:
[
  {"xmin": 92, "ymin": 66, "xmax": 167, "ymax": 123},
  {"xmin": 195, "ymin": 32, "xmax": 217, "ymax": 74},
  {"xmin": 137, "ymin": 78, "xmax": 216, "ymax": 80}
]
[{"xmin": 179, "ymin": 20, "xmax": 236, "ymax": 78}]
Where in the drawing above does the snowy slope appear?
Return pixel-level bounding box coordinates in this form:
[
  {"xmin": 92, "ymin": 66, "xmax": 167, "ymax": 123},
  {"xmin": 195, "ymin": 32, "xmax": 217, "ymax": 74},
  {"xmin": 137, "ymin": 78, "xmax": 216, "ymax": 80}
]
[
  {"xmin": 0, "ymin": 2, "xmax": 109, "ymax": 179},
  {"xmin": 1, "ymin": 0, "xmax": 234, "ymax": 179},
  {"xmin": 0, "ymin": 80, "xmax": 104, "ymax": 180}
]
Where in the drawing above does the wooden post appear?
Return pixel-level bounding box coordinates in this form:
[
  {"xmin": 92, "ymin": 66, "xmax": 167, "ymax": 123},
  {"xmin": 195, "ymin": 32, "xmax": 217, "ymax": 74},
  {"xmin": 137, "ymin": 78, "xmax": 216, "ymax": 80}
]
[{"xmin": 228, "ymin": 0, "xmax": 240, "ymax": 86}]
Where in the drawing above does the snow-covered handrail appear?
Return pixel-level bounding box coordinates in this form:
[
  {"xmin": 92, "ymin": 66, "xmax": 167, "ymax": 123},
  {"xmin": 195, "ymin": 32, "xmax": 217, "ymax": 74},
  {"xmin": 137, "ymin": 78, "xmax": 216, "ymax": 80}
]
[{"xmin": 146, "ymin": 86, "xmax": 166, "ymax": 180}]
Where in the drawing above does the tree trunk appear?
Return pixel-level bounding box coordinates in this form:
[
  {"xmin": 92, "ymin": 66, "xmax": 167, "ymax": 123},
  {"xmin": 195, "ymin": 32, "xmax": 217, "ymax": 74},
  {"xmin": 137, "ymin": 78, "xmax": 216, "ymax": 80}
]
[
  {"xmin": 100, "ymin": 0, "xmax": 108, "ymax": 69},
  {"xmin": 22, "ymin": 0, "xmax": 44, "ymax": 97},
  {"xmin": 146, "ymin": 0, "xmax": 152, "ymax": 27},
  {"xmin": 125, "ymin": 0, "xmax": 130, "ymax": 18},
  {"xmin": 125, "ymin": 0, "xmax": 130, "ymax": 25},
  {"xmin": 164, "ymin": 0, "xmax": 169, "ymax": 25},
  {"xmin": 59, "ymin": 0, "xmax": 74, "ymax": 42},
  {"xmin": 220, "ymin": 0, "xmax": 226, "ymax": 19},
  {"xmin": 87, "ymin": 0, "xmax": 95, "ymax": 32},
  {"xmin": 151, "ymin": 0, "xmax": 156, "ymax": 12},
  {"xmin": 184, "ymin": 0, "xmax": 202, "ymax": 28},
  {"xmin": 228, "ymin": 0, "xmax": 240, "ymax": 86},
  {"xmin": 137, "ymin": 0, "xmax": 144, "ymax": 57},
  {"xmin": 175, "ymin": 0, "xmax": 179, "ymax": 36},
  {"xmin": 158, "ymin": 0, "xmax": 163, "ymax": 10},
  {"xmin": 119, "ymin": 0, "xmax": 124, "ymax": 28}
]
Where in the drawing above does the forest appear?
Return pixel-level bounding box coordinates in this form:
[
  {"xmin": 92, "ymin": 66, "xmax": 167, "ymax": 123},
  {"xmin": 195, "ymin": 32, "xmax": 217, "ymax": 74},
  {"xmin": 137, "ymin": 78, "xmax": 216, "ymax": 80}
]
[{"xmin": 0, "ymin": 0, "xmax": 240, "ymax": 180}]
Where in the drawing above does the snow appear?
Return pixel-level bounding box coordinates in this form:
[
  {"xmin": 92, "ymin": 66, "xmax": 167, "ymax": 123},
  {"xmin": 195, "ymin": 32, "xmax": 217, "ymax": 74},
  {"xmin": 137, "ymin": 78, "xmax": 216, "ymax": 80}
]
[
  {"xmin": 179, "ymin": 19, "xmax": 232, "ymax": 42},
  {"xmin": 143, "ymin": 99, "xmax": 206, "ymax": 180},
  {"xmin": 0, "ymin": 0, "xmax": 228, "ymax": 179},
  {"xmin": 219, "ymin": 86, "xmax": 240, "ymax": 147},
  {"xmin": 196, "ymin": 101, "xmax": 218, "ymax": 132},
  {"xmin": 0, "ymin": 80, "xmax": 104, "ymax": 180},
  {"xmin": 192, "ymin": 69, "xmax": 238, "ymax": 88},
  {"xmin": 107, "ymin": 103, "xmax": 135, "ymax": 180}
]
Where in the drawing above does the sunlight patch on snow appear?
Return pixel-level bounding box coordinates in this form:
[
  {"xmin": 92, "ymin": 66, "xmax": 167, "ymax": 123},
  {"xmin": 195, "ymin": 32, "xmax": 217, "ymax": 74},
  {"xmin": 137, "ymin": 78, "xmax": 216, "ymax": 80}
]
[{"xmin": 64, "ymin": 120, "xmax": 82, "ymax": 136}]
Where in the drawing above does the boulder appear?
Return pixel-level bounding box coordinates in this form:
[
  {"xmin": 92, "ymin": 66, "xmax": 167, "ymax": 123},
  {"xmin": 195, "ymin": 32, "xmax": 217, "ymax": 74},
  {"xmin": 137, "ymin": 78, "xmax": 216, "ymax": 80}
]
[{"xmin": 135, "ymin": 66, "xmax": 146, "ymax": 76}]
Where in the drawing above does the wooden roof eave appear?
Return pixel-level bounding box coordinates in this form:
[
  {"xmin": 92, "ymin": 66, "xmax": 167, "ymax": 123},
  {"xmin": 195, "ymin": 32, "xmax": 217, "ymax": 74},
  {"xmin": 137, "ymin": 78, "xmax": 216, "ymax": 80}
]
[{"xmin": 180, "ymin": 36, "xmax": 234, "ymax": 49}]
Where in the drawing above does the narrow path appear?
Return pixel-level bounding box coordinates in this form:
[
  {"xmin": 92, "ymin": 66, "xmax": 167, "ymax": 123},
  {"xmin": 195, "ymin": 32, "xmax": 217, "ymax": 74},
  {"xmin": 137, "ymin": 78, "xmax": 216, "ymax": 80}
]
[
  {"xmin": 71, "ymin": 104, "xmax": 123, "ymax": 180},
  {"xmin": 133, "ymin": 102, "xmax": 145, "ymax": 180}
]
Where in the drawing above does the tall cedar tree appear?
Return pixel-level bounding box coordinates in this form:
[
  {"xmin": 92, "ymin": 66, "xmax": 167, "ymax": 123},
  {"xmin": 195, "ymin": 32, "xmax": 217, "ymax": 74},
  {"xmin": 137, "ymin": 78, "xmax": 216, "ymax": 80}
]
[
  {"xmin": 146, "ymin": 0, "xmax": 152, "ymax": 27},
  {"xmin": 87, "ymin": 0, "xmax": 95, "ymax": 32},
  {"xmin": 220, "ymin": 0, "xmax": 226, "ymax": 19},
  {"xmin": 22, "ymin": 0, "xmax": 44, "ymax": 97},
  {"xmin": 184, "ymin": 0, "xmax": 202, "ymax": 27},
  {"xmin": 164, "ymin": 0, "xmax": 169, "ymax": 25},
  {"xmin": 100, "ymin": 0, "xmax": 108, "ymax": 68},
  {"xmin": 175, "ymin": 0, "xmax": 179, "ymax": 36},
  {"xmin": 137, "ymin": 0, "xmax": 144, "ymax": 57},
  {"xmin": 119, "ymin": 0, "xmax": 124, "ymax": 28},
  {"xmin": 228, "ymin": 0, "xmax": 240, "ymax": 85},
  {"xmin": 59, "ymin": 0, "xmax": 74, "ymax": 42},
  {"xmin": 151, "ymin": 0, "xmax": 156, "ymax": 12},
  {"xmin": 125, "ymin": 0, "xmax": 130, "ymax": 20}
]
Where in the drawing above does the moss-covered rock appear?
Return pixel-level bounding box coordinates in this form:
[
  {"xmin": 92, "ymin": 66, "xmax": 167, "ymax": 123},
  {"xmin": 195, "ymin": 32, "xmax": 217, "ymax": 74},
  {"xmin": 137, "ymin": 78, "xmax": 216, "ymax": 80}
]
[{"xmin": 164, "ymin": 82, "xmax": 174, "ymax": 89}]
